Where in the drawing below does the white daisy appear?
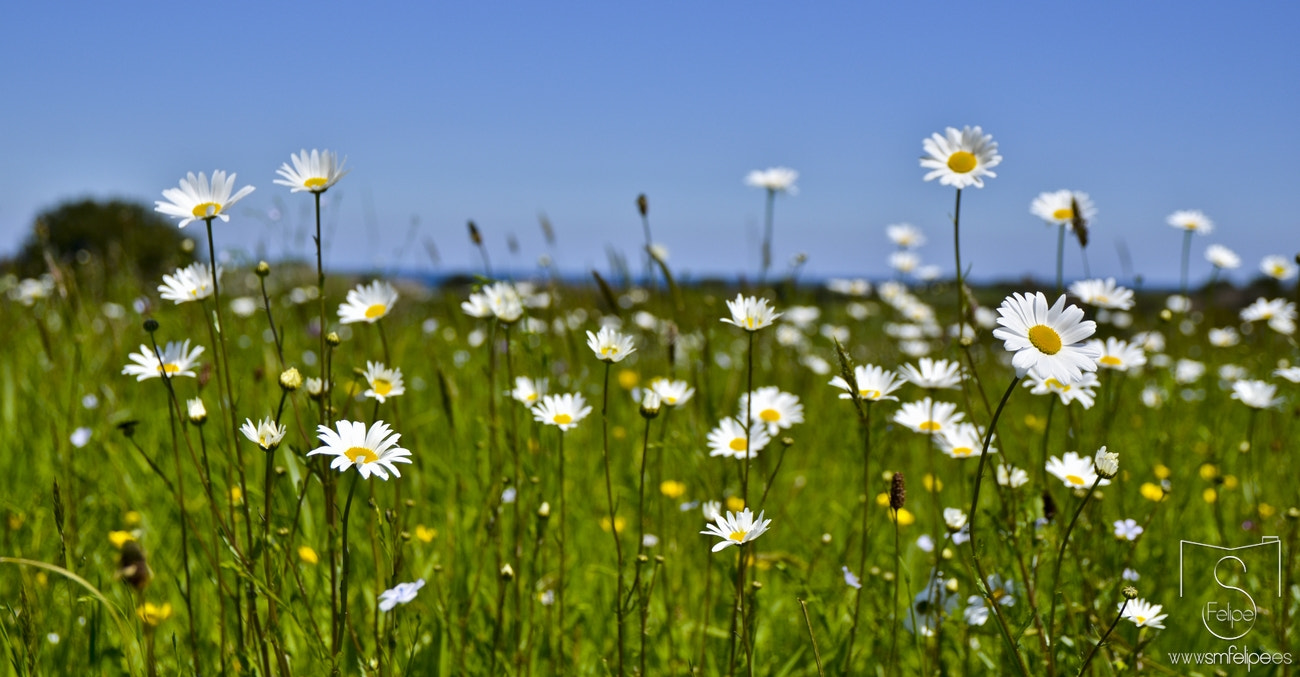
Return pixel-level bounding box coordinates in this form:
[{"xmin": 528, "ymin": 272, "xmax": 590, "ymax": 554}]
[
  {"xmin": 187, "ymin": 398, "xmax": 207, "ymax": 424},
  {"xmin": 1166, "ymin": 209, "xmax": 1213, "ymax": 235},
  {"xmin": 362, "ymin": 362, "xmax": 405, "ymax": 403},
  {"xmin": 1045, "ymin": 451, "xmax": 1110, "ymax": 490},
  {"xmin": 484, "ymin": 282, "xmax": 524, "ymax": 323},
  {"xmin": 1088, "ymin": 337, "xmax": 1146, "ymax": 372},
  {"xmin": 240, "ymin": 417, "xmax": 287, "ymax": 451},
  {"xmin": 158, "ymin": 262, "xmax": 221, "ymax": 304},
  {"xmin": 274, "ymin": 149, "xmax": 349, "ymax": 193},
  {"xmin": 1261, "ymin": 255, "xmax": 1298, "ymax": 282},
  {"xmin": 650, "ymin": 378, "xmax": 696, "ymax": 406},
  {"xmin": 701, "ymin": 508, "xmax": 772, "ymax": 552},
  {"xmin": 996, "ymin": 464, "xmax": 1029, "ymax": 488},
  {"xmin": 1230, "ymin": 380, "xmax": 1282, "ymax": 409},
  {"xmin": 1030, "ymin": 190, "xmax": 1096, "ymax": 229},
  {"xmin": 920, "ymin": 126, "xmax": 1002, "ymax": 189},
  {"xmin": 1120, "ymin": 598, "xmax": 1167, "ymax": 629},
  {"xmin": 122, "ymin": 340, "xmax": 204, "ymax": 381},
  {"xmin": 893, "ymin": 398, "xmax": 964, "ymax": 436},
  {"xmin": 1068, "ymin": 278, "xmax": 1134, "ymax": 310},
  {"xmin": 707, "ymin": 417, "xmax": 771, "ymax": 459},
  {"xmin": 531, "ymin": 393, "xmax": 593, "ymax": 432},
  {"xmin": 889, "ymin": 251, "xmax": 921, "ymax": 275},
  {"xmin": 308, "ymin": 420, "xmax": 412, "ymax": 480},
  {"xmin": 586, "ymin": 326, "xmax": 636, "ymax": 363},
  {"xmin": 721, "ymin": 294, "xmax": 781, "ymax": 331},
  {"xmin": 338, "ymin": 281, "xmax": 398, "ymax": 324},
  {"xmin": 899, "ymin": 357, "xmax": 963, "ymax": 390},
  {"xmin": 155, "ymin": 171, "xmax": 256, "ymax": 228},
  {"xmin": 738, "ymin": 386, "xmax": 804, "ymax": 435},
  {"xmin": 1240, "ymin": 298, "xmax": 1297, "ymax": 335},
  {"xmin": 378, "ymin": 579, "xmax": 424, "ymax": 612},
  {"xmin": 992, "ymin": 292, "xmax": 1100, "ymax": 383},
  {"xmin": 1274, "ymin": 366, "xmax": 1300, "ymax": 384},
  {"xmin": 886, "ymin": 223, "xmax": 926, "ymax": 248},
  {"xmin": 1024, "ymin": 369, "xmax": 1099, "ymax": 409},
  {"xmin": 744, "ymin": 167, "xmax": 798, "ymax": 194},
  {"xmin": 1205, "ymin": 244, "xmax": 1241, "ymax": 270},
  {"xmin": 511, "ymin": 376, "xmax": 547, "ymax": 405},
  {"xmin": 828, "ymin": 364, "xmax": 904, "ymax": 402},
  {"xmin": 1207, "ymin": 327, "xmax": 1240, "ymax": 348},
  {"xmin": 938, "ymin": 422, "xmax": 996, "ymax": 459}
]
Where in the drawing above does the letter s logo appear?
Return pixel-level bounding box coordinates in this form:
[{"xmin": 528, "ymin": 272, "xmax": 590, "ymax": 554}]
[{"xmin": 1202, "ymin": 556, "xmax": 1257, "ymax": 640}]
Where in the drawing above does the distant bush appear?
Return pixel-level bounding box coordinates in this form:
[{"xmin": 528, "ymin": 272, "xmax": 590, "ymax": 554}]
[{"xmin": 6, "ymin": 198, "xmax": 192, "ymax": 279}]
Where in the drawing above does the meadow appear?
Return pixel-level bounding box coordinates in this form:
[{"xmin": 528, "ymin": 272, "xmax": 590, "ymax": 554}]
[{"xmin": 2, "ymin": 142, "xmax": 1298, "ymax": 676}]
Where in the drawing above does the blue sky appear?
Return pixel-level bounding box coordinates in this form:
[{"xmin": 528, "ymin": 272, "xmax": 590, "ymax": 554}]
[{"xmin": 2, "ymin": 2, "xmax": 1297, "ymax": 286}]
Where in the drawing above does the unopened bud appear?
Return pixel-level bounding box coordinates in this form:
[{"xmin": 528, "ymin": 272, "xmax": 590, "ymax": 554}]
[
  {"xmin": 255, "ymin": 261, "xmax": 271, "ymax": 277},
  {"xmin": 279, "ymin": 367, "xmax": 303, "ymax": 391},
  {"xmin": 500, "ymin": 563, "xmax": 515, "ymax": 581},
  {"xmin": 143, "ymin": 318, "xmax": 159, "ymax": 333},
  {"xmin": 537, "ymin": 502, "xmax": 551, "ymax": 519},
  {"xmin": 1122, "ymin": 586, "xmax": 1139, "ymax": 600},
  {"xmin": 325, "ymin": 332, "xmax": 341, "ymax": 347},
  {"xmin": 636, "ymin": 193, "xmax": 648, "ymax": 217},
  {"xmin": 468, "ymin": 220, "xmax": 483, "ymax": 246}
]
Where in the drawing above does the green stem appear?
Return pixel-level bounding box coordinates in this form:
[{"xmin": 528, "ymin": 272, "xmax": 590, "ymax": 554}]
[
  {"xmin": 599, "ymin": 362, "xmax": 626, "ymax": 675},
  {"xmin": 1046, "ymin": 475, "xmax": 1104, "ymax": 666},
  {"xmin": 1078, "ymin": 598, "xmax": 1129, "ymax": 675}
]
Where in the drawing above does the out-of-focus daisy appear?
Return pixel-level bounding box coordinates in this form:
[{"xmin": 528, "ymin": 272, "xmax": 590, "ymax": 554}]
[
  {"xmin": 187, "ymin": 398, "xmax": 207, "ymax": 424},
  {"xmin": 964, "ymin": 574, "xmax": 1016, "ymax": 626},
  {"xmin": 904, "ymin": 572, "xmax": 959, "ymax": 636},
  {"xmin": 1274, "ymin": 366, "xmax": 1300, "ymax": 384},
  {"xmin": 1046, "ymin": 450, "xmax": 1111, "ymax": 490},
  {"xmin": 338, "ymin": 281, "xmax": 398, "ymax": 324},
  {"xmin": 122, "ymin": 340, "xmax": 204, "ymax": 381},
  {"xmin": 889, "ymin": 251, "xmax": 920, "ymax": 275},
  {"xmin": 1231, "ymin": 380, "xmax": 1282, "ymax": 409},
  {"xmin": 900, "ymin": 357, "xmax": 962, "ymax": 390},
  {"xmin": 782, "ymin": 305, "xmax": 821, "ymax": 329},
  {"xmin": 739, "ymin": 387, "xmax": 803, "ymax": 435},
  {"xmin": 1113, "ymin": 518, "xmax": 1144, "ymax": 541},
  {"xmin": 461, "ymin": 291, "xmax": 493, "ymax": 319},
  {"xmin": 702, "ymin": 500, "xmax": 722, "ymax": 522},
  {"xmin": 240, "ymin": 417, "xmax": 286, "ymax": 451},
  {"xmin": 1094, "ymin": 447, "xmax": 1119, "ymax": 478},
  {"xmin": 1205, "ymin": 244, "xmax": 1241, "ymax": 270},
  {"xmin": 158, "ymin": 262, "xmax": 221, "ymax": 304},
  {"xmin": 920, "ymin": 126, "xmax": 1001, "ymax": 189},
  {"xmin": 938, "ymin": 422, "xmax": 996, "ymax": 459},
  {"xmin": 1241, "ymin": 298, "xmax": 1297, "ymax": 335},
  {"xmin": 1088, "ymin": 337, "xmax": 1145, "ymax": 371},
  {"xmin": 1120, "ymin": 598, "xmax": 1167, "ymax": 629},
  {"xmin": 886, "ymin": 223, "xmax": 926, "ymax": 248},
  {"xmin": 997, "ymin": 464, "xmax": 1029, "ymax": 488},
  {"xmin": 1122, "ymin": 568, "xmax": 1141, "ymax": 582},
  {"xmin": 9, "ymin": 277, "xmax": 54, "ymax": 306},
  {"xmin": 532, "ymin": 393, "xmax": 593, "ymax": 432},
  {"xmin": 707, "ymin": 417, "xmax": 771, "ymax": 459},
  {"xmin": 721, "ymin": 294, "xmax": 780, "ymax": 331},
  {"xmin": 1167, "ymin": 210, "xmax": 1213, "ymax": 235},
  {"xmin": 701, "ymin": 508, "xmax": 772, "ymax": 552},
  {"xmin": 587, "ymin": 326, "xmax": 636, "ymax": 363},
  {"xmin": 744, "ymin": 167, "xmax": 798, "ymax": 194},
  {"xmin": 842, "ymin": 566, "xmax": 862, "ymax": 590},
  {"xmin": 465, "ymin": 281, "xmax": 524, "ymax": 323},
  {"xmin": 1207, "ymin": 327, "xmax": 1240, "ymax": 348},
  {"xmin": 826, "ymin": 278, "xmax": 872, "ymax": 296},
  {"xmin": 1069, "ymin": 278, "xmax": 1134, "ymax": 310},
  {"xmin": 155, "ymin": 171, "xmax": 255, "ymax": 229},
  {"xmin": 894, "ymin": 398, "xmax": 964, "ymax": 436},
  {"xmin": 1024, "ymin": 370, "xmax": 1099, "ymax": 409},
  {"xmin": 274, "ymin": 149, "xmax": 349, "ymax": 193},
  {"xmin": 378, "ymin": 579, "xmax": 424, "ymax": 612},
  {"xmin": 308, "ymin": 420, "xmax": 411, "ymax": 480},
  {"xmin": 1030, "ymin": 190, "xmax": 1096, "ymax": 229},
  {"xmin": 511, "ymin": 376, "xmax": 547, "ymax": 405},
  {"xmin": 829, "ymin": 364, "xmax": 904, "ymax": 402},
  {"xmin": 1174, "ymin": 359, "xmax": 1206, "ymax": 384},
  {"xmin": 992, "ymin": 292, "xmax": 1100, "ymax": 383},
  {"xmin": 650, "ymin": 378, "xmax": 695, "ymax": 406},
  {"xmin": 1261, "ymin": 255, "xmax": 1298, "ymax": 282},
  {"xmin": 362, "ymin": 362, "xmax": 405, "ymax": 403}
]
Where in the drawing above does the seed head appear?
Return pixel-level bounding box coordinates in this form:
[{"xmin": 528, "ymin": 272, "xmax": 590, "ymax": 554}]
[{"xmin": 889, "ymin": 472, "xmax": 906, "ymax": 510}]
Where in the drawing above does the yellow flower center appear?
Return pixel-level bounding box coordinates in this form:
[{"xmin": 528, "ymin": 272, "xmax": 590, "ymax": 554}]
[
  {"xmin": 1028, "ymin": 324, "xmax": 1063, "ymax": 355},
  {"xmin": 190, "ymin": 202, "xmax": 222, "ymax": 218},
  {"xmin": 1045, "ymin": 378, "xmax": 1070, "ymax": 392},
  {"xmin": 373, "ymin": 378, "xmax": 392, "ymax": 396},
  {"xmin": 666, "ymin": 396, "xmax": 678, "ymax": 404},
  {"xmin": 1135, "ymin": 615, "xmax": 1147, "ymax": 624},
  {"xmin": 365, "ymin": 304, "xmax": 388, "ymax": 319},
  {"xmin": 759, "ymin": 408, "xmax": 780, "ymax": 423},
  {"xmin": 525, "ymin": 393, "xmax": 538, "ymax": 402},
  {"xmin": 601, "ymin": 346, "xmax": 618, "ymax": 357},
  {"xmin": 861, "ymin": 389, "xmax": 880, "ymax": 399},
  {"xmin": 1183, "ymin": 222, "xmax": 1196, "ymax": 230},
  {"xmin": 745, "ymin": 316, "xmax": 756, "ymax": 329},
  {"xmin": 952, "ymin": 447, "xmax": 973, "ymax": 457},
  {"xmin": 553, "ymin": 413, "xmax": 573, "ymax": 425},
  {"xmin": 345, "ymin": 446, "xmax": 379, "ymax": 465},
  {"xmin": 1066, "ymin": 474, "xmax": 1086, "ymax": 486},
  {"xmin": 1099, "ymin": 355, "xmax": 1122, "ymax": 367},
  {"xmin": 161, "ymin": 363, "xmax": 181, "ymax": 374},
  {"xmin": 947, "ymin": 151, "xmax": 977, "ymax": 173},
  {"xmin": 1052, "ymin": 208, "xmax": 1074, "ymax": 220},
  {"xmin": 728, "ymin": 530, "xmax": 748, "ymax": 542},
  {"xmin": 919, "ymin": 421, "xmax": 941, "ymax": 432},
  {"xmin": 729, "ymin": 438, "xmax": 748, "ymax": 452},
  {"xmin": 304, "ymin": 177, "xmax": 329, "ymax": 189}
]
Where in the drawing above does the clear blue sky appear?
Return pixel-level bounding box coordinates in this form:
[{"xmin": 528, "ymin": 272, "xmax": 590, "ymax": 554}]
[{"xmin": 3, "ymin": 2, "xmax": 1297, "ymax": 286}]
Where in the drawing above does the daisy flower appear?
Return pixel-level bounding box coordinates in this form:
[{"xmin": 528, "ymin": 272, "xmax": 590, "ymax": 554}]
[
  {"xmin": 1094, "ymin": 446, "xmax": 1119, "ymax": 478},
  {"xmin": 701, "ymin": 508, "xmax": 772, "ymax": 552},
  {"xmin": 894, "ymin": 398, "xmax": 964, "ymax": 436},
  {"xmin": 240, "ymin": 417, "xmax": 286, "ymax": 451},
  {"xmin": 308, "ymin": 420, "xmax": 412, "ymax": 480},
  {"xmin": 1231, "ymin": 380, "xmax": 1282, "ymax": 409},
  {"xmin": 1030, "ymin": 190, "xmax": 1096, "ymax": 229},
  {"xmin": 460, "ymin": 290, "xmax": 493, "ymax": 318},
  {"xmin": 1113, "ymin": 518, "xmax": 1144, "ymax": 541},
  {"xmin": 721, "ymin": 294, "xmax": 781, "ymax": 331},
  {"xmin": 1166, "ymin": 209, "xmax": 1213, "ymax": 235},
  {"xmin": 992, "ymin": 292, "xmax": 1100, "ymax": 383},
  {"xmin": 1088, "ymin": 337, "xmax": 1146, "ymax": 371},
  {"xmin": 738, "ymin": 386, "xmax": 804, "ymax": 435},
  {"xmin": 122, "ymin": 340, "xmax": 204, "ymax": 381},
  {"xmin": 338, "ymin": 280, "xmax": 398, "ymax": 324},
  {"xmin": 531, "ymin": 393, "xmax": 593, "ymax": 432},
  {"xmin": 378, "ymin": 579, "xmax": 424, "ymax": 611},
  {"xmin": 920, "ymin": 126, "xmax": 1001, "ymax": 189},
  {"xmin": 1119, "ymin": 598, "xmax": 1167, "ymax": 629},
  {"xmin": 1274, "ymin": 366, "xmax": 1300, "ymax": 384},
  {"xmin": 1205, "ymin": 244, "xmax": 1241, "ymax": 270},
  {"xmin": 828, "ymin": 364, "xmax": 904, "ymax": 402},
  {"xmin": 511, "ymin": 376, "xmax": 547, "ymax": 405},
  {"xmin": 707, "ymin": 417, "xmax": 771, "ymax": 459},
  {"xmin": 1261, "ymin": 255, "xmax": 1298, "ymax": 282},
  {"xmin": 1068, "ymin": 278, "xmax": 1134, "ymax": 310},
  {"xmin": 889, "ymin": 251, "xmax": 920, "ymax": 275},
  {"xmin": 997, "ymin": 464, "xmax": 1029, "ymax": 488},
  {"xmin": 1024, "ymin": 369, "xmax": 1099, "ymax": 409},
  {"xmin": 886, "ymin": 223, "xmax": 926, "ymax": 248},
  {"xmin": 187, "ymin": 398, "xmax": 207, "ymax": 424},
  {"xmin": 899, "ymin": 357, "xmax": 963, "ymax": 390},
  {"xmin": 650, "ymin": 378, "xmax": 695, "ymax": 406},
  {"xmin": 155, "ymin": 171, "xmax": 256, "ymax": 228},
  {"xmin": 744, "ymin": 167, "xmax": 798, "ymax": 194},
  {"xmin": 484, "ymin": 281, "xmax": 524, "ymax": 323},
  {"xmin": 158, "ymin": 262, "xmax": 221, "ymax": 304},
  {"xmin": 362, "ymin": 362, "xmax": 405, "ymax": 403},
  {"xmin": 274, "ymin": 149, "xmax": 349, "ymax": 193},
  {"xmin": 1207, "ymin": 327, "xmax": 1240, "ymax": 347},
  {"xmin": 964, "ymin": 574, "xmax": 1016, "ymax": 626},
  {"xmin": 1240, "ymin": 298, "xmax": 1297, "ymax": 335},
  {"xmin": 586, "ymin": 326, "xmax": 636, "ymax": 363},
  {"xmin": 938, "ymin": 422, "xmax": 996, "ymax": 459},
  {"xmin": 1046, "ymin": 450, "xmax": 1111, "ymax": 490}
]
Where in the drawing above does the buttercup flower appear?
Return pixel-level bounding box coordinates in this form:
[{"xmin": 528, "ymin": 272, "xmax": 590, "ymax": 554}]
[
  {"xmin": 240, "ymin": 417, "xmax": 287, "ymax": 451},
  {"xmin": 338, "ymin": 281, "xmax": 398, "ymax": 324},
  {"xmin": 122, "ymin": 341, "xmax": 204, "ymax": 381},
  {"xmin": 992, "ymin": 292, "xmax": 1100, "ymax": 383},
  {"xmin": 378, "ymin": 579, "xmax": 424, "ymax": 611},
  {"xmin": 158, "ymin": 263, "xmax": 221, "ymax": 304},
  {"xmin": 744, "ymin": 167, "xmax": 798, "ymax": 194},
  {"xmin": 1030, "ymin": 190, "xmax": 1096, "ymax": 229},
  {"xmin": 532, "ymin": 393, "xmax": 593, "ymax": 432},
  {"xmin": 829, "ymin": 364, "xmax": 904, "ymax": 402},
  {"xmin": 587, "ymin": 326, "xmax": 636, "ymax": 363},
  {"xmin": 1068, "ymin": 278, "xmax": 1134, "ymax": 310},
  {"xmin": 920, "ymin": 126, "xmax": 1001, "ymax": 189},
  {"xmin": 274, "ymin": 149, "xmax": 349, "ymax": 193},
  {"xmin": 1167, "ymin": 209, "xmax": 1213, "ymax": 235},
  {"xmin": 362, "ymin": 362, "xmax": 405, "ymax": 403},
  {"xmin": 308, "ymin": 420, "xmax": 412, "ymax": 480},
  {"xmin": 155, "ymin": 171, "xmax": 255, "ymax": 228},
  {"xmin": 701, "ymin": 508, "xmax": 772, "ymax": 552},
  {"xmin": 721, "ymin": 294, "xmax": 781, "ymax": 331}
]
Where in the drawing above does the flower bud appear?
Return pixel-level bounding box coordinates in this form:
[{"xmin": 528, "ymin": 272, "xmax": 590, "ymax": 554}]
[
  {"xmin": 255, "ymin": 261, "xmax": 271, "ymax": 277},
  {"xmin": 1122, "ymin": 586, "xmax": 1139, "ymax": 600},
  {"xmin": 500, "ymin": 563, "xmax": 515, "ymax": 581},
  {"xmin": 279, "ymin": 367, "xmax": 303, "ymax": 391},
  {"xmin": 325, "ymin": 332, "xmax": 341, "ymax": 347}
]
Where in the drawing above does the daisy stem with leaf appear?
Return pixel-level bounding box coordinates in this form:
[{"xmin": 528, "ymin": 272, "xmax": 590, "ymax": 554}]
[
  {"xmin": 952, "ymin": 188, "xmax": 967, "ymax": 331},
  {"xmin": 1055, "ymin": 224, "xmax": 1066, "ymax": 295},
  {"xmin": 760, "ymin": 187, "xmax": 776, "ymax": 286},
  {"xmin": 1045, "ymin": 474, "xmax": 1104, "ymax": 668},
  {"xmin": 1077, "ymin": 597, "xmax": 1130, "ymax": 676},
  {"xmin": 334, "ymin": 470, "xmax": 361, "ymax": 660},
  {"xmin": 1179, "ymin": 228, "xmax": 1194, "ymax": 301},
  {"xmin": 314, "ymin": 191, "xmax": 330, "ymax": 414},
  {"xmin": 598, "ymin": 362, "xmax": 627, "ymax": 676}
]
